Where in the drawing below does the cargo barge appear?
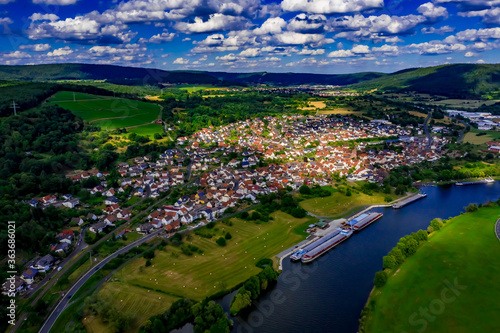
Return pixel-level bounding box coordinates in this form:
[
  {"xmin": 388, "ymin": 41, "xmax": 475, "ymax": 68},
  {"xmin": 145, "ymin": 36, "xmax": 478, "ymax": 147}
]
[
  {"xmin": 290, "ymin": 229, "xmax": 342, "ymax": 261},
  {"xmin": 347, "ymin": 212, "xmax": 384, "ymax": 231},
  {"xmin": 456, "ymin": 178, "xmax": 494, "ymax": 186},
  {"xmin": 301, "ymin": 229, "xmax": 353, "ymax": 263},
  {"xmin": 392, "ymin": 193, "xmax": 427, "ymax": 209}
]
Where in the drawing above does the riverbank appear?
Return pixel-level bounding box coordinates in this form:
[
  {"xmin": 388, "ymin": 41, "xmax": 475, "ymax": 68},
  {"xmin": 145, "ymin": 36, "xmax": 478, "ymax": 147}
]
[
  {"xmin": 278, "ymin": 192, "xmax": 420, "ymax": 267},
  {"xmin": 226, "ymin": 182, "xmax": 500, "ymax": 333},
  {"xmin": 360, "ymin": 205, "xmax": 500, "ymax": 333},
  {"xmin": 84, "ymin": 211, "xmax": 316, "ymax": 332}
]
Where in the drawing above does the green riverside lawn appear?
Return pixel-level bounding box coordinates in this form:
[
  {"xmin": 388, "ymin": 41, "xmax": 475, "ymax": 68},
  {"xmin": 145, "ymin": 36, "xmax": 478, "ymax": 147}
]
[
  {"xmin": 363, "ymin": 205, "xmax": 500, "ymax": 333},
  {"xmin": 86, "ymin": 211, "xmax": 316, "ymax": 332}
]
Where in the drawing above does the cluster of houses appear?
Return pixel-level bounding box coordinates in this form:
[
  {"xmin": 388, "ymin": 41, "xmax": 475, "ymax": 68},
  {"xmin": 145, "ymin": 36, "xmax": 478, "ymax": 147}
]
[
  {"xmin": 28, "ymin": 194, "xmax": 80, "ymax": 209},
  {"xmin": 176, "ymin": 115, "xmax": 447, "ymax": 183},
  {"xmin": 9, "ymin": 114, "xmax": 453, "ymax": 295},
  {"xmin": 2, "ymin": 254, "xmax": 58, "ymax": 296}
]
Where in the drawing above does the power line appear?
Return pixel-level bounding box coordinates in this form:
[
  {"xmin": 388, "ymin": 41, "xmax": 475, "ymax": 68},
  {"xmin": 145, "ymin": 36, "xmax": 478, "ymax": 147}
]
[{"xmin": 10, "ymin": 101, "xmax": 18, "ymax": 115}]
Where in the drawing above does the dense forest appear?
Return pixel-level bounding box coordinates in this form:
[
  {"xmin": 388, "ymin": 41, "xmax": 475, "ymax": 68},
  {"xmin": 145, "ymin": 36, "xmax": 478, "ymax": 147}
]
[
  {"xmin": 351, "ymin": 64, "xmax": 500, "ymax": 99},
  {"xmin": 0, "ymin": 106, "xmax": 87, "ymax": 265}
]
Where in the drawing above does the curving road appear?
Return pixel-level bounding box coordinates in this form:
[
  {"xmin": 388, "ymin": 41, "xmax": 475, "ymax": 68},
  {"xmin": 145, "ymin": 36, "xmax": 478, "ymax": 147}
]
[
  {"xmin": 423, "ymin": 111, "xmax": 434, "ymax": 148},
  {"xmin": 39, "ymin": 229, "xmax": 163, "ymax": 333},
  {"xmin": 495, "ymin": 218, "xmax": 500, "ymax": 242}
]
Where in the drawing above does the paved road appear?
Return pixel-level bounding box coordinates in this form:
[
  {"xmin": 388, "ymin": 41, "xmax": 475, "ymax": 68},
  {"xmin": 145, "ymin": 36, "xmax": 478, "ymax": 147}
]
[
  {"xmin": 11, "ymin": 189, "xmax": 175, "ymax": 333},
  {"xmin": 39, "ymin": 229, "xmax": 163, "ymax": 333},
  {"xmin": 40, "ymin": 217, "xmax": 213, "ymax": 333},
  {"xmin": 496, "ymin": 218, "xmax": 500, "ymax": 241},
  {"xmin": 456, "ymin": 119, "xmax": 469, "ymax": 143},
  {"xmin": 9, "ymin": 231, "xmax": 89, "ymax": 332},
  {"xmin": 423, "ymin": 111, "xmax": 434, "ymax": 148}
]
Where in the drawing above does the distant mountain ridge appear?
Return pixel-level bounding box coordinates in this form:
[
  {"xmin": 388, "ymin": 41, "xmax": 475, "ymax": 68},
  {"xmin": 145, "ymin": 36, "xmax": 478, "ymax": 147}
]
[
  {"xmin": 0, "ymin": 63, "xmax": 386, "ymax": 87},
  {"xmin": 350, "ymin": 63, "xmax": 500, "ymax": 98},
  {"xmin": 0, "ymin": 63, "xmax": 498, "ymax": 98}
]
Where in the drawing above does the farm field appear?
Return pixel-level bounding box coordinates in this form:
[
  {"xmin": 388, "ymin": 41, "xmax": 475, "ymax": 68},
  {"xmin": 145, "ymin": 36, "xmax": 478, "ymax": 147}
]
[
  {"xmin": 318, "ymin": 108, "xmax": 358, "ymax": 115},
  {"xmin": 299, "ymin": 190, "xmax": 392, "ymax": 217},
  {"xmin": 47, "ymin": 91, "xmax": 161, "ymax": 130},
  {"xmin": 127, "ymin": 123, "xmax": 163, "ymax": 136},
  {"xmin": 362, "ymin": 206, "xmax": 500, "ymax": 333},
  {"xmin": 88, "ymin": 282, "xmax": 180, "ymax": 332},
  {"xmin": 299, "ymin": 101, "xmax": 327, "ymax": 110},
  {"xmin": 177, "ymin": 85, "xmax": 218, "ymax": 92},
  {"xmin": 93, "ymin": 211, "xmax": 316, "ymax": 332},
  {"xmin": 463, "ymin": 128, "xmax": 500, "ymax": 145}
]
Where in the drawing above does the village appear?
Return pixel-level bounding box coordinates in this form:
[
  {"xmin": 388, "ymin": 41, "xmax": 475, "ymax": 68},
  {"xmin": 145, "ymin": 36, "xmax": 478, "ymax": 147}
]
[{"xmin": 3, "ymin": 114, "xmax": 449, "ymax": 296}]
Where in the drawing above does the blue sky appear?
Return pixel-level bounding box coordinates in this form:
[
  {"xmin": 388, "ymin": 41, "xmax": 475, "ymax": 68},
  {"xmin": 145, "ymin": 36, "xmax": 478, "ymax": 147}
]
[{"xmin": 0, "ymin": 0, "xmax": 499, "ymax": 73}]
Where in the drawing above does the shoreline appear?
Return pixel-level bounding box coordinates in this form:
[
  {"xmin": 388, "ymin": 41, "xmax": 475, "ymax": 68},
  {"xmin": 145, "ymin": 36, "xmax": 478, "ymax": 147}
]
[
  {"xmin": 358, "ymin": 204, "xmax": 500, "ymax": 333},
  {"xmin": 277, "ymin": 192, "xmax": 421, "ymax": 266}
]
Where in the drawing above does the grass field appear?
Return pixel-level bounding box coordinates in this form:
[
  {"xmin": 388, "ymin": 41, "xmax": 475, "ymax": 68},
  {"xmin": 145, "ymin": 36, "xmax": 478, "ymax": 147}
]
[
  {"xmin": 463, "ymin": 128, "xmax": 500, "ymax": 145},
  {"xmin": 363, "ymin": 206, "xmax": 500, "ymax": 333},
  {"xmin": 177, "ymin": 85, "xmax": 217, "ymax": 92},
  {"xmin": 317, "ymin": 108, "xmax": 356, "ymax": 114},
  {"xmin": 127, "ymin": 123, "xmax": 163, "ymax": 136},
  {"xmin": 299, "ymin": 190, "xmax": 392, "ymax": 217},
  {"xmin": 48, "ymin": 91, "xmax": 161, "ymax": 130},
  {"xmin": 92, "ymin": 211, "xmax": 316, "ymax": 332},
  {"xmin": 299, "ymin": 101, "xmax": 327, "ymax": 110},
  {"xmin": 92, "ymin": 282, "xmax": 180, "ymax": 332}
]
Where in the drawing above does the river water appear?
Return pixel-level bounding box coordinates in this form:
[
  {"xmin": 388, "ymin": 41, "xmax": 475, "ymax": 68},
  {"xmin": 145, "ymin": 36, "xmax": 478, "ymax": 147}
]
[{"xmin": 216, "ymin": 182, "xmax": 500, "ymax": 333}]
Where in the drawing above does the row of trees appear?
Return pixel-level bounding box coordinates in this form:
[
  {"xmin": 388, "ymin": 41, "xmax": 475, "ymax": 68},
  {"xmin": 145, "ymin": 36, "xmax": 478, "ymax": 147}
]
[
  {"xmin": 373, "ymin": 218, "xmax": 454, "ymax": 289},
  {"xmin": 230, "ymin": 265, "xmax": 279, "ymax": 315},
  {"xmin": 299, "ymin": 184, "xmax": 332, "ymax": 198},
  {"xmin": 141, "ymin": 299, "xmax": 232, "ymax": 333}
]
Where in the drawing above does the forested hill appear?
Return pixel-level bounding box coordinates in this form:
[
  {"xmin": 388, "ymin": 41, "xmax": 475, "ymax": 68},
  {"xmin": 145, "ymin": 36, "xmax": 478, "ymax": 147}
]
[
  {"xmin": 0, "ymin": 63, "xmax": 498, "ymax": 97},
  {"xmin": 0, "ymin": 63, "xmax": 385, "ymax": 86},
  {"xmin": 349, "ymin": 63, "xmax": 500, "ymax": 98},
  {"xmin": 207, "ymin": 71, "xmax": 386, "ymax": 86}
]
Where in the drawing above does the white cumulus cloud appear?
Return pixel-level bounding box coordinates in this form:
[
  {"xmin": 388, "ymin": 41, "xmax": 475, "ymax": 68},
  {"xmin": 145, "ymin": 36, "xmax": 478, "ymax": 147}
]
[{"xmin": 281, "ymin": 0, "xmax": 384, "ymax": 14}]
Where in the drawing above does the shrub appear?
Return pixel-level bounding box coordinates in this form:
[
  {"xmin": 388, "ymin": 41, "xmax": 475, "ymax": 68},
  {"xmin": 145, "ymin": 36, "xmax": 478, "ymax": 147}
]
[
  {"xmin": 291, "ymin": 207, "xmax": 307, "ymax": 218},
  {"xmin": 225, "ymin": 232, "xmax": 232, "ymax": 240},
  {"xmin": 240, "ymin": 211, "xmax": 249, "ymax": 219},
  {"xmin": 299, "ymin": 185, "xmax": 312, "ymax": 195},
  {"xmin": 374, "ymin": 270, "xmax": 388, "ymax": 288},
  {"xmin": 145, "ymin": 259, "xmax": 152, "ymax": 267},
  {"xmin": 430, "ymin": 219, "xmax": 442, "ymax": 231},
  {"xmin": 216, "ymin": 237, "xmax": 226, "ymax": 246},
  {"xmin": 206, "ymin": 222, "xmax": 216, "ymax": 229},
  {"xmin": 255, "ymin": 258, "xmax": 273, "ymax": 269},
  {"xmin": 251, "ymin": 212, "xmax": 261, "ymax": 220},
  {"xmin": 143, "ymin": 249, "xmax": 155, "ymax": 259},
  {"xmin": 464, "ymin": 203, "xmax": 478, "ymax": 212},
  {"xmin": 382, "ymin": 255, "xmax": 396, "ymax": 269}
]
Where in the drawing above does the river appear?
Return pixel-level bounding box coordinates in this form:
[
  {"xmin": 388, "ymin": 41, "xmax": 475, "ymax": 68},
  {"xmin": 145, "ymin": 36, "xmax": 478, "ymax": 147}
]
[{"xmin": 214, "ymin": 182, "xmax": 500, "ymax": 333}]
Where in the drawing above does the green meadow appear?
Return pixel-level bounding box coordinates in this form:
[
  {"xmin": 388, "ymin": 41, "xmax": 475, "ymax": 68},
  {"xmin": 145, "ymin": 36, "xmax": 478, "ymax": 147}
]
[
  {"xmin": 89, "ymin": 211, "xmax": 316, "ymax": 332},
  {"xmin": 363, "ymin": 206, "xmax": 500, "ymax": 333},
  {"xmin": 299, "ymin": 189, "xmax": 393, "ymax": 217},
  {"xmin": 47, "ymin": 91, "xmax": 160, "ymax": 130},
  {"xmin": 127, "ymin": 123, "xmax": 163, "ymax": 136}
]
